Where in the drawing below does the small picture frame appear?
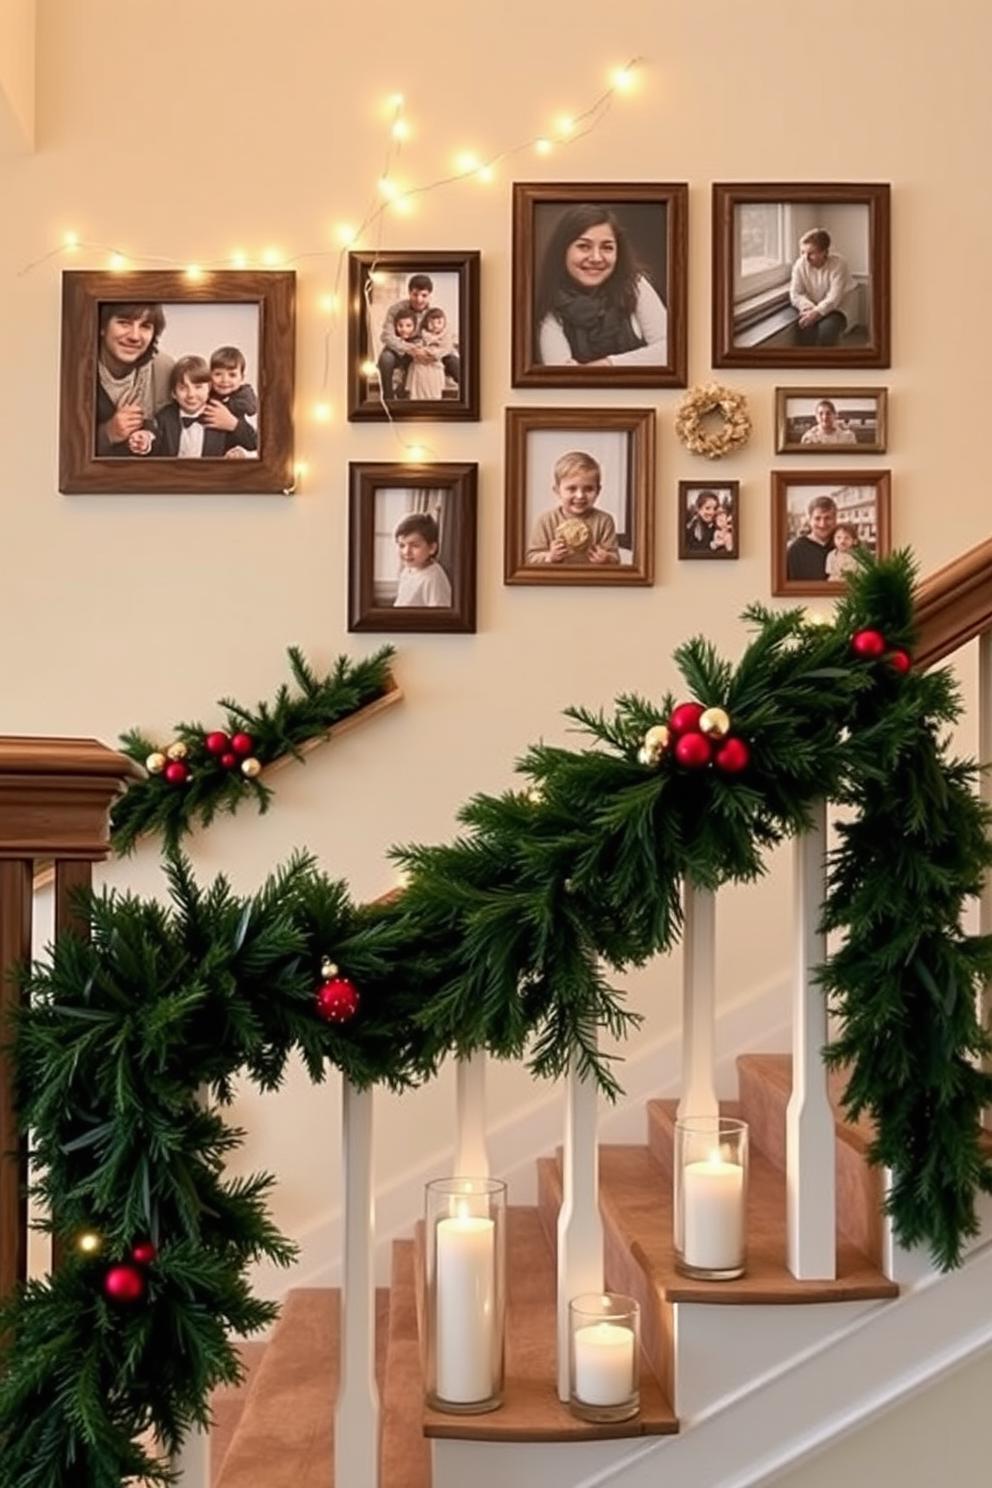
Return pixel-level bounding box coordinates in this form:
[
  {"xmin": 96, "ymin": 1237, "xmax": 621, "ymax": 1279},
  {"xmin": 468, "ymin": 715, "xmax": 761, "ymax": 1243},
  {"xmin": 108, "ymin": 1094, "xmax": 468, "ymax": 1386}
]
[
  {"xmin": 348, "ymin": 462, "xmax": 477, "ymax": 633},
  {"xmin": 346, "ymin": 251, "xmax": 480, "ymax": 420},
  {"xmin": 504, "ymin": 407, "xmax": 655, "ymax": 586},
  {"xmin": 775, "ymin": 386, "xmax": 888, "ymax": 454},
  {"xmin": 771, "ymin": 469, "xmax": 891, "ymax": 597},
  {"xmin": 511, "ymin": 182, "xmax": 688, "ymax": 388},
  {"xmin": 678, "ymin": 481, "xmax": 740, "ymax": 560},
  {"xmin": 59, "ymin": 269, "xmax": 295, "ymax": 494},
  {"xmin": 712, "ymin": 183, "xmax": 890, "ymax": 369}
]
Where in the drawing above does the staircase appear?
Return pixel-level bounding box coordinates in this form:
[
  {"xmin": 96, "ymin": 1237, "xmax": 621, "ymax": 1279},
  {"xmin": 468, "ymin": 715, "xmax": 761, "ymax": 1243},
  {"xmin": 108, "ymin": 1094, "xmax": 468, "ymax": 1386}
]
[{"xmin": 207, "ymin": 1051, "xmax": 992, "ymax": 1488}]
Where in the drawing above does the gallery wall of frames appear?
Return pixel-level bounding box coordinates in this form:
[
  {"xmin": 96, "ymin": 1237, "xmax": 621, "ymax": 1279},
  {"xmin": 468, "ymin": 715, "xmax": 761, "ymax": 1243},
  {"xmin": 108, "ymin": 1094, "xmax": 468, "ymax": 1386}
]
[{"xmin": 64, "ymin": 181, "xmax": 892, "ymax": 627}]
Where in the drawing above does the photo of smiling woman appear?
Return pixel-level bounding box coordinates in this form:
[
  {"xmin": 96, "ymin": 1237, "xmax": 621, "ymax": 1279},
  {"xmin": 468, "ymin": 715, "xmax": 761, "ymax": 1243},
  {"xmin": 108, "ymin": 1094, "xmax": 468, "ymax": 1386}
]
[{"xmin": 533, "ymin": 203, "xmax": 667, "ymax": 369}]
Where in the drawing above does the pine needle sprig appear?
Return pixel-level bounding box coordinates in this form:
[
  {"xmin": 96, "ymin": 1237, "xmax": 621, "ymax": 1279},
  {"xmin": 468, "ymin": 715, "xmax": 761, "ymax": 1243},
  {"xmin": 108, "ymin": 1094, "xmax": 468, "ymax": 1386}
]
[{"xmin": 110, "ymin": 646, "xmax": 396, "ymax": 854}]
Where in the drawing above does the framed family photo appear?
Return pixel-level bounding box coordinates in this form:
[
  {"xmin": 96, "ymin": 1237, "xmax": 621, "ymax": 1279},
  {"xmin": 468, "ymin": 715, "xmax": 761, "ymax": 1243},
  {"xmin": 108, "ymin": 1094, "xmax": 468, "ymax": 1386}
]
[
  {"xmin": 511, "ymin": 182, "xmax": 688, "ymax": 389},
  {"xmin": 58, "ymin": 269, "xmax": 295, "ymax": 494},
  {"xmin": 771, "ymin": 469, "xmax": 891, "ymax": 597},
  {"xmin": 503, "ymin": 407, "xmax": 655, "ymax": 586},
  {"xmin": 347, "ymin": 462, "xmax": 477, "ymax": 633},
  {"xmin": 775, "ymin": 386, "xmax": 888, "ymax": 454},
  {"xmin": 346, "ymin": 250, "xmax": 480, "ymax": 421},
  {"xmin": 712, "ymin": 183, "xmax": 891, "ymax": 370},
  {"xmin": 678, "ymin": 481, "xmax": 739, "ymax": 560}
]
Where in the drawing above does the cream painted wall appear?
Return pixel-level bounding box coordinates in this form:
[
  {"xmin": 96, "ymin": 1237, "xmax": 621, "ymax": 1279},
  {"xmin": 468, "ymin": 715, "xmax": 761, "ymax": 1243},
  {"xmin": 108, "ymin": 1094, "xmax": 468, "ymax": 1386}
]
[{"xmin": 2, "ymin": 1, "xmax": 990, "ymax": 1479}]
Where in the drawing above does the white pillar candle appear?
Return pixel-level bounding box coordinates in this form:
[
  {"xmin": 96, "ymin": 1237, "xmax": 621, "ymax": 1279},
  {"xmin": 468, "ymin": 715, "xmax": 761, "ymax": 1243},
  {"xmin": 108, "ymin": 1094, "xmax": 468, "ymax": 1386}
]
[
  {"xmin": 573, "ymin": 1321, "xmax": 635, "ymax": 1406},
  {"xmin": 435, "ymin": 1212, "xmax": 495, "ymax": 1403},
  {"xmin": 683, "ymin": 1155, "xmax": 744, "ymax": 1270}
]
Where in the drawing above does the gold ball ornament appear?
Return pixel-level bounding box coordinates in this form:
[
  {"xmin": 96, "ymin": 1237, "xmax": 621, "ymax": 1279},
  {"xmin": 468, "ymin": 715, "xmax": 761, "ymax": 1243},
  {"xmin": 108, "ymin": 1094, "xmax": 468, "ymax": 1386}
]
[
  {"xmin": 145, "ymin": 751, "xmax": 167, "ymax": 775},
  {"xmin": 240, "ymin": 756, "xmax": 262, "ymax": 779},
  {"xmin": 321, "ymin": 957, "xmax": 339, "ymax": 979},
  {"xmin": 644, "ymin": 724, "xmax": 671, "ymax": 753},
  {"xmin": 699, "ymin": 707, "xmax": 732, "ymax": 739},
  {"xmin": 166, "ymin": 741, "xmax": 189, "ymax": 761}
]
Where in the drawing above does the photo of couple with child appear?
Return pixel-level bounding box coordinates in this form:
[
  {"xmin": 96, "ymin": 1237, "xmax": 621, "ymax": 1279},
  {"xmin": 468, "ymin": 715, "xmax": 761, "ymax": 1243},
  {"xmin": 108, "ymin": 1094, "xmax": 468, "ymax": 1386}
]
[{"xmin": 95, "ymin": 301, "xmax": 260, "ymax": 460}]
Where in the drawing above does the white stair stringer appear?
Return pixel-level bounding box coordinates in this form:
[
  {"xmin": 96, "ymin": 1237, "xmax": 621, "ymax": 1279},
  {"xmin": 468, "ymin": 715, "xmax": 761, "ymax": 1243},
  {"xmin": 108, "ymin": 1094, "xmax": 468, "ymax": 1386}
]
[{"xmin": 431, "ymin": 1230, "xmax": 992, "ymax": 1488}]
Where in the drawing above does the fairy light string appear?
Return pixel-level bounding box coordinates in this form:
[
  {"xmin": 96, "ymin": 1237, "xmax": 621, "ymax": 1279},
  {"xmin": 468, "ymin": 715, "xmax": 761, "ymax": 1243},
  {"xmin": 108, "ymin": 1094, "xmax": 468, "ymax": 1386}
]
[{"xmin": 19, "ymin": 58, "xmax": 645, "ymax": 464}]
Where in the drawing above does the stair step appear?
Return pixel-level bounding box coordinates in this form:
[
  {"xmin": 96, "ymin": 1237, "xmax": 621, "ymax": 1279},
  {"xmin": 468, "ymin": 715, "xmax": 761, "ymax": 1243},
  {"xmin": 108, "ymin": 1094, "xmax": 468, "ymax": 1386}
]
[
  {"xmin": 213, "ymin": 1287, "xmax": 390, "ymax": 1488},
  {"xmin": 209, "ymin": 1341, "xmax": 266, "ymax": 1487},
  {"xmin": 539, "ymin": 1132, "xmax": 898, "ymax": 1406},
  {"xmin": 420, "ymin": 1205, "xmax": 678, "ymax": 1444},
  {"xmin": 381, "ymin": 1241, "xmax": 432, "ymax": 1488},
  {"xmin": 736, "ymin": 1052, "xmax": 885, "ymax": 1265}
]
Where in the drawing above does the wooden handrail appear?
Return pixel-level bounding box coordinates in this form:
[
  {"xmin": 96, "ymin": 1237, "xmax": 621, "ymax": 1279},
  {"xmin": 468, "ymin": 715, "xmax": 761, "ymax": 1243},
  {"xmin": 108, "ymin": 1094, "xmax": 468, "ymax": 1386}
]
[{"xmin": 912, "ymin": 537, "xmax": 992, "ymax": 669}]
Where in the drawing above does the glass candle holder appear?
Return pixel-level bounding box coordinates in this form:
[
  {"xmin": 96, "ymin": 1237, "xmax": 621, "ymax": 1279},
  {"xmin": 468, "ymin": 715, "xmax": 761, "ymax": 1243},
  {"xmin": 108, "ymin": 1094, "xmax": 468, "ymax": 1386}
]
[
  {"xmin": 568, "ymin": 1293, "xmax": 641, "ymax": 1423},
  {"xmin": 424, "ymin": 1176, "xmax": 506, "ymax": 1414},
  {"xmin": 674, "ymin": 1116, "xmax": 749, "ymax": 1280}
]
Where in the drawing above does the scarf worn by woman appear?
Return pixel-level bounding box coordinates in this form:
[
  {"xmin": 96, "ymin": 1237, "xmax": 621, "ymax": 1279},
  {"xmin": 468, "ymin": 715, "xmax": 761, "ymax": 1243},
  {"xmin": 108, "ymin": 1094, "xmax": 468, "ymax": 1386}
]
[{"xmin": 552, "ymin": 281, "xmax": 645, "ymax": 363}]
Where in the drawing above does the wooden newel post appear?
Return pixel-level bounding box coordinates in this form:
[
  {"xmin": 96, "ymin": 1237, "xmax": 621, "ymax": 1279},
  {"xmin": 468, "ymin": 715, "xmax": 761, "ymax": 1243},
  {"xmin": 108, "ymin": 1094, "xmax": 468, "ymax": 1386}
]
[{"xmin": 0, "ymin": 736, "xmax": 142, "ymax": 1301}]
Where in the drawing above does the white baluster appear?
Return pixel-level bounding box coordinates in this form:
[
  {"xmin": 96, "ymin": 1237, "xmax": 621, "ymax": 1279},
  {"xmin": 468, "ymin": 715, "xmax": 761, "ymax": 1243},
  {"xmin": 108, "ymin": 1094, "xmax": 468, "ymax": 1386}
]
[
  {"xmin": 336, "ymin": 1081, "xmax": 379, "ymax": 1488},
  {"xmin": 786, "ymin": 799, "xmax": 836, "ymax": 1278},
  {"xmin": 454, "ymin": 1051, "xmax": 489, "ymax": 1179},
  {"xmin": 556, "ymin": 1047, "xmax": 603, "ymax": 1402},
  {"xmin": 677, "ymin": 884, "xmax": 719, "ymax": 1123},
  {"xmin": 172, "ymin": 1425, "xmax": 209, "ymax": 1487},
  {"xmin": 980, "ymin": 631, "xmax": 992, "ymax": 1127}
]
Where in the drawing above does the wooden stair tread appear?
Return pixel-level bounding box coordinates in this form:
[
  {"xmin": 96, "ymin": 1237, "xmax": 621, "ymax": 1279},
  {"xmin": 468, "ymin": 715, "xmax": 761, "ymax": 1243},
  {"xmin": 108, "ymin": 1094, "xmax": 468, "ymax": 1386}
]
[
  {"xmin": 213, "ymin": 1287, "xmax": 391, "ymax": 1488},
  {"xmin": 600, "ymin": 1137, "xmax": 897, "ymax": 1305},
  {"xmin": 422, "ymin": 1206, "xmax": 678, "ymax": 1443},
  {"xmin": 738, "ymin": 1052, "xmax": 877, "ymax": 1151}
]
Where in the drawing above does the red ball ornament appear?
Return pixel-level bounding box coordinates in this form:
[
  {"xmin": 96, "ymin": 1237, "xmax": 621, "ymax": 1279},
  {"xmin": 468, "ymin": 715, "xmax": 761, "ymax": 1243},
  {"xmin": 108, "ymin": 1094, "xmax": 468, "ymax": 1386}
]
[
  {"xmin": 103, "ymin": 1263, "xmax": 146, "ymax": 1304},
  {"xmin": 851, "ymin": 629, "xmax": 886, "ymax": 659},
  {"xmin": 714, "ymin": 737, "xmax": 751, "ymax": 775},
  {"xmin": 230, "ymin": 732, "xmax": 255, "ymax": 756},
  {"xmin": 669, "ymin": 701, "xmax": 706, "ymax": 736},
  {"xmin": 220, "ymin": 752, "xmax": 238, "ymax": 769},
  {"xmin": 886, "ymin": 648, "xmax": 912, "ymax": 675},
  {"xmin": 164, "ymin": 760, "xmax": 190, "ymax": 785},
  {"xmin": 131, "ymin": 1241, "xmax": 158, "ymax": 1266},
  {"xmin": 315, "ymin": 976, "xmax": 360, "ymax": 1025},
  {"xmin": 673, "ymin": 731, "xmax": 713, "ymax": 770},
  {"xmin": 205, "ymin": 730, "xmax": 231, "ymax": 756}
]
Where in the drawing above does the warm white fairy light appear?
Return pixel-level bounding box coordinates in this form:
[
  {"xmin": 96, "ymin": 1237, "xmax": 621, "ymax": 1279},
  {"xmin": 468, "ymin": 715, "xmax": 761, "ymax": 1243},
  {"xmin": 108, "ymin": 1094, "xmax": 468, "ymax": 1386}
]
[
  {"xmin": 455, "ymin": 150, "xmax": 480, "ymax": 174},
  {"xmin": 314, "ymin": 402, "xmax": 332, "ymax": 421},
  {"xmin": 391, "ymin": 194, "xmax": 413, "ymax": 214},
  {"xmin": 230, "ymin": 250, "xmax": 248, "ymax": 269},
  {"xmin": 184, "ymin": 264, "xmax": 204, "ymax": 281},
  {"xmin": 360, "ymin": 359, "xmax": 378, "ymax": 378},
  {"xmin": 261, "ymin": 248, "xmax": 282, "ymax": 266},
  {"xmin": 63, "ymin": 230, "xmax": 79, "ymax": 250},
  {"xmin": 476, "ymin": 164, "xmax": 495, "ymax": 184},
  {"xmin": 535, "ymin": 138, "xmax": 553, "ymax": 155},
  {"xmin": 320, "ymin": 292, "xmax": 338, "ymax": 314},
  {"xmin": 108, "ymin": 252, "xmax": 127, "ymax": 270},
  {"xmin": 336, "ymin": 224, "xmax": 358, "ymax": 246},
  {"xmin": 611, "ymin": 64, "xmax": 636, "ymax": 92},
  {"xmin": 378, "ymin": 176, "xmax": 398, "ymax": 200},
  {"xmin": 392, "ymin": 118, "xmax": 409, "ymax": 141},
  {"xmin": 557, "ymin": 115, "xmax": 575, "ymax": 137}
]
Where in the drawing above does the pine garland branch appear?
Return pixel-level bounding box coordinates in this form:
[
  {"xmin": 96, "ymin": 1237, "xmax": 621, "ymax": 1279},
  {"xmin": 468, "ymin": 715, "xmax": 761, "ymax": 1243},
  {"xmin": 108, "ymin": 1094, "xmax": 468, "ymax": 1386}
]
[{"xmin": 110, "ymin": 646, "xmax": 396, "ymax": 854}]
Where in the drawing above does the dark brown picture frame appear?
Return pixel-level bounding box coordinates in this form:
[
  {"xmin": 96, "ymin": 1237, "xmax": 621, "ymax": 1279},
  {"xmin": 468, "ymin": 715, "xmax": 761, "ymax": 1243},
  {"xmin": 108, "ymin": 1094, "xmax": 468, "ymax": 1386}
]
[
  {"xmin": 713, "ymin": 183, "xmax": 891, "ymax": 369},
  {"xmin": 346, "ymin": 251, "xmax": 480, "ymax": 421},
  {"xmin": 511, "ymin": 182, "xmax": 688, "ymax": 389},
  {"xmin": 504, "ymin": 407, "xmax": 655, "ymax": 586},
  {"xmin": 775, "ymin": 386, "xmax": 888, "ymax": 454},
  {"xmin": 348, "ymin": 462, "xmax": 477, "ymax": 633},
  {"xmin": 771, "ymin": 469, "xmax": 891, "ymax": 597},
  {"xmin": 59, "ymin": 269, "xmax": 295, "ymax": 494},
  {"xmin": 678, "ymin": 481, "xmax": 740, "ymax": 560}
]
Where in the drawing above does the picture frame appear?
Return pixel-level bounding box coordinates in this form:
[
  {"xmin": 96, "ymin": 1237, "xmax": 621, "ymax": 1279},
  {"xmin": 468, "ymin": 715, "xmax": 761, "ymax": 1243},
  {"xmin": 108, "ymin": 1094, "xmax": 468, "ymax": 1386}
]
[
  {"xmin": 346, "ymin": 251, "xmax": 480, "ymax": 421},
  {"xmin": 775, "ymin": 386, "xmax": 888, "ymax": 454},
  {"xmin": 347, "ymin": 462, "xmax": 477, "ymax": 633},
  {"xmin": 678, "ymin": 481, "xmax": 740, "ymax": 560},
  {"xmin": 771, "ymin": 469, "xmax": 891, "ymax": 597},
  {"xmin": 511, "ymin": 182, "xmax": 688, "ymax": 388},
  {"xmin": 712, "ymin": 183, "xmax": 891, "ymax": 369},
  {"xmin": 59, "ymin": 269, "xmax": 295, "ymax": 495},
  {"xmin": 504, "ymin": 407, "xmax": 655, "ymax": 586}
]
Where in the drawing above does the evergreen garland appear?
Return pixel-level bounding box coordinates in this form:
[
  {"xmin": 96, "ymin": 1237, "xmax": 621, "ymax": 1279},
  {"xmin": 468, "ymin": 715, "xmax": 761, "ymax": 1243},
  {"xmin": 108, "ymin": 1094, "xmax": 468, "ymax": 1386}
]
[
  {"xmin": 2, "ymin": 553, "xmax": 991, "ymax": 1486},
  {"xmin": 110, "ymin": 645, "xmax": 396, "ymax": 854}
]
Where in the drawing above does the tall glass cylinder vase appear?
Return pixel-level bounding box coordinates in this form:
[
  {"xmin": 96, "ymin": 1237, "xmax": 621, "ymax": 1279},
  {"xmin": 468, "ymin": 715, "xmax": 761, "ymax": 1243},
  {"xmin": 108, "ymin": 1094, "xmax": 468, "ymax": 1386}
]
[
  {"xmin": 424, "ymin": 1177, "xmax": 506, "ymax": 1414},
  {"xmin": 673, "ymin": 1116, "xmax": 748, "ymax": 1280}
]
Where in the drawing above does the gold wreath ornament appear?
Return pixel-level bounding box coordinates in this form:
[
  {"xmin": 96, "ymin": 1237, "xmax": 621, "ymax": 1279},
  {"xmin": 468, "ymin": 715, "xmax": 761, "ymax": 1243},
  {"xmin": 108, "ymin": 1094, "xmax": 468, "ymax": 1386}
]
[{"xmin": 674, "ymin": 382, "xmax": 752, "ymax": 460}]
